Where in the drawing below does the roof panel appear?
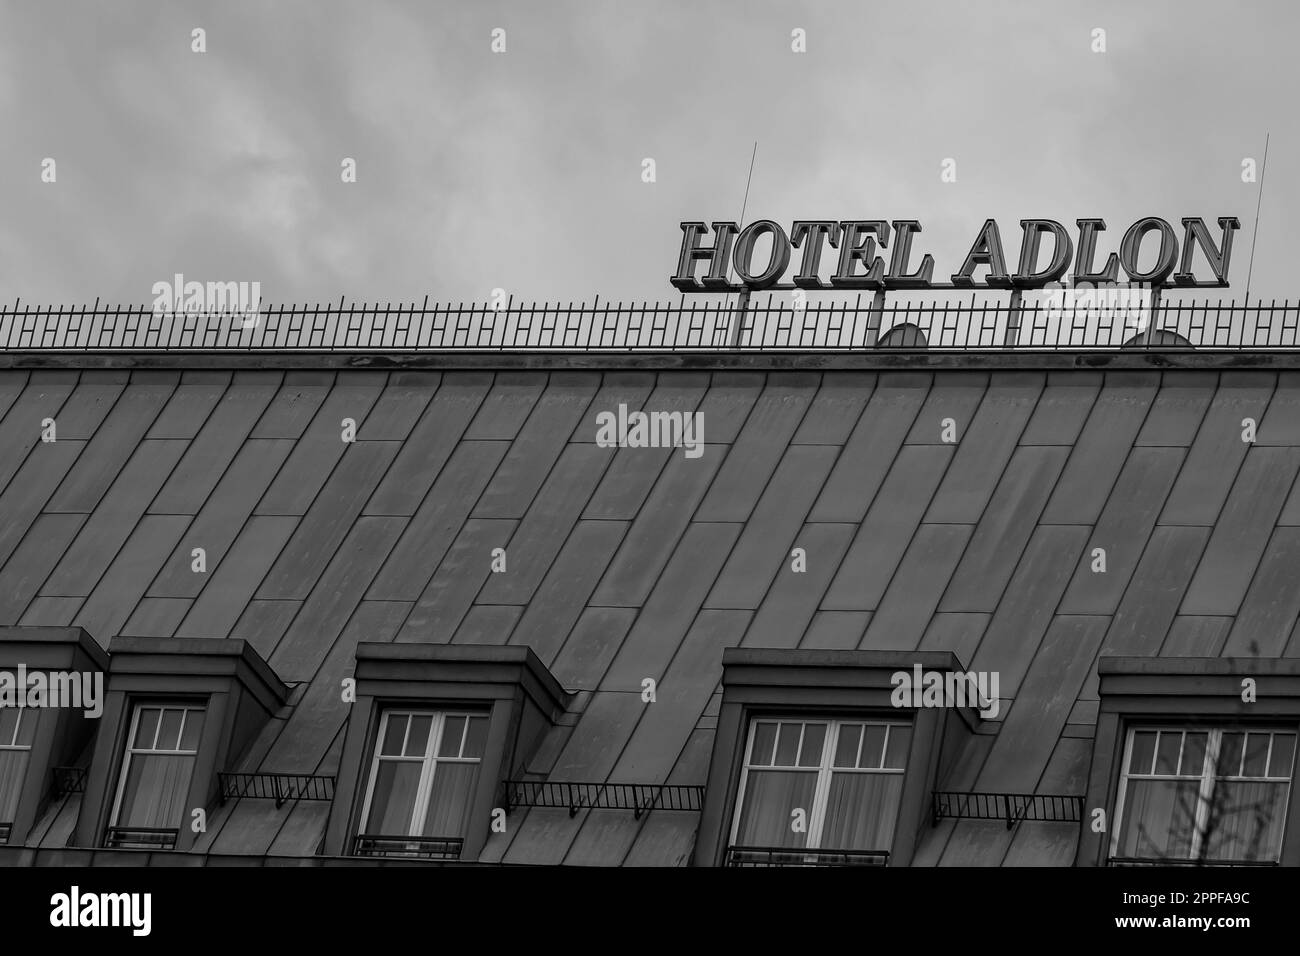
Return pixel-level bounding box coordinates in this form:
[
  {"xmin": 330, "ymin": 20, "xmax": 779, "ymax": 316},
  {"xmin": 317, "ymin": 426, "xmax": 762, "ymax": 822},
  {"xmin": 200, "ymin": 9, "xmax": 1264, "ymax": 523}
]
[
  {"xmin": 690, "ymin": 372, "xmax": 764, "ymax": 443},
  {"xmin": 452, "ymin": 605, "xmax": 522, "ymax": 645},
  {"xmin": 366, "ymin": 441, "xmax": 509, "ymax": 601},
  {"xmin": 52, "ymin": 377, "xmax": 125, "ymax": 438},
  {"xmin": 1017, "ymin": 371, "xmax": 1101, "ymax": 445},
  {"xmin": 822, "ymin": 444, "xmax": 954, "ymax": 610},
  {"xmin": 549, "ymin": 606, "xmax": 638, "ymax": 690},
  {"xmin": 590, "ymin": 450, "xmax": 726, "ymax": 607},
  {"xmin": 696, "ymin": 374, "xmax": 818, "ymax": 521},
  {"xmin": 941, "ymin": 446, "xmax": 1068, "ymax": 612},
  {"xmin": 791, "ymin": 372, "xmax": 875, "ymax": 445},
  {"xmin": 861, "ymin": 524, "xmax": 973, "ymax": 652},
  {"xmin": 463, "ymin": 372, "xmax": 546, "ymax": 439},
  {"xmin": 918, "ymin": 612, "xmax": 989, "ymax": 668},
  {"xmin": 1223, "ymin": 527, "xmax": 1300, "ymax": 656},
  {"xmin": 229, "ymin": 599, "xmax": 302, "ymax": 662},
  {"xmin": 73, "ymin": 514, "xmax": 191, "ymax": 642},
  {"xmin": 145, "ymin": 377, "xmax": 228, "ymax": 439},
  {"xmin": 1181, "ymin": 447, "xmax": 1300, "ymax": 614},
  {"xmin": 904, "ymin": 372, "xmax": 987, "ymax": 444},
  {"xmin": 1041, "ymin": 373, "xmax": 1158, "ymax": 524},
  {"xmin": 257, "ymin": 442, "xmax": 401, "ymax": 600},
  {"xmin": 0, "ymin": 513, "xmax": 85, "ymax": 623},
  {"xmin": 395, "ymin": 518, "xmax": 517, "ymax": 643},
  {"xmin": 176, "ymin": 516, "xmax": 299, "ymax": 639},
  {"xmin": 569, "ymin": 371, "xmax": 657, "ymax": 443},
  {"xmin": 1161, "ymin": 615, "xmax": 1233, "ymax": 657},
  {"xmin": 149, "ymin": 380, "xmax": 279, "ymax": 514},
  {"xmin": 1057, "ymin": 447, "xmax": 1185, "ymax": 614},
  {"xmin": 147, "ymin": 439, "xmax": 294, "ymax": 598},
  {"xmin": 42, "ymin": 440, "xmax": 188, "ymax": 596},
  {"xmin": 120, "ymin": 597, "xmax": 192, "ymax": 637},
  {"xmin": 473, "ymin": 372, "xmax": 599, "ymax": 518},
  {"xmin": 1160, "ymin": 374, "xmax": 1276, "ymax": 524},
  {"xmin": 357, "ymin": 372, "xmax": 438, "ymax": 440},
  {"xmin": 1255, "ymin": 371, "xmax": 1300, "ymax": 445},
  {"xmin": 809, "ymin": 372, "xmax": 930, "ymax": 522},
  {"xmin": 248, "ymin": 374, "xmax": 330, "ymax": 439},
  {"xmin": 743, "ymin": 523, "xmax": 855, "ymax": 649},
  {"xmin": 0, "ymin": 440, "xmax": 84, "ymax": 569},
  {"xmin": 705, "ymin": 445, "xmax": 840, "ymax": 609},
  {"xmin": 478, "ymin": 443, "xmax": 615, "ymax": 605},
  {"xmin": 1100, "ymin": 525, "xmax": 1210, "ymax": 659},
  {"xmin": 45, "ymin": 381, "xmax": 175, "ymax": 512},
  {"xmin": 603, "ymin": 522, "xmax": 741, "ymax": 691},
  {"xmin": 0, "ymin": 374, "xmax": 78, "ymax": 496},
  {"xmin": 800, "ymin": 610, "xmax": 871, "ymax": 649},
  {"xmin": 924, "ymin": 372, "xmax": 1041, "ymax": 522},
  {"xmin": 1135, "ymin": 372, "xmax": 1215, "ymax": 446},
  {"xmin": 508, "ymin": 519, "xmax": 630, "ymax": 665}
]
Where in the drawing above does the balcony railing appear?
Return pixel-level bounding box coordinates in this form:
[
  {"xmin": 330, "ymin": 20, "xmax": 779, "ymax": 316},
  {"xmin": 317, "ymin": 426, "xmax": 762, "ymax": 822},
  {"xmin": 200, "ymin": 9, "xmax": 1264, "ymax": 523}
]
[
  {"xmin": 218, "ymin": 771, "xmax": 336, "ymax": 808},
  {"xmin": 2, "ymin": 296, "xmax": 1299, "ymax": 352},
  {"xmin": 103, "ymin": 826, "xmax": 179, "ymax": 850},
  {"xmin": 351, "ymin": 834, "xmax": 464, "ymax": 860},
  {"xmin": 1109, "ymin": 856, "xmax": 1279, "ymax": 867},
  {"xmin": 931, "ymin": 791, "xmax": 1085, "ymax": 829},
  {"xmin": 725, "ymin": 845, "xmax": 890, "ymax": 867},
  {"xmin": 504, "ymin": 780, "xmax": 705, "ymax": 818}
]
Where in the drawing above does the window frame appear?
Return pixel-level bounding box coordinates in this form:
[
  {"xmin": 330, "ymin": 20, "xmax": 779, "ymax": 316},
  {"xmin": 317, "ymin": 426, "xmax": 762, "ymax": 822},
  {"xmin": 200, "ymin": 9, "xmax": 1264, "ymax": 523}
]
[
  {"xmin": 106, "ymin": 701, "xmax": 207, "ymax": 848},
  {"xmin": 728, "ymin": 715, "xmax": 912, "ymax": 857},
  {"xmin": 357, "ymin": 708, "xmax": 490, "ymax": 845},
  {"xmin": 0, "ymin": 708, "xmax": 38, "ymax": 841},
  {"xmin": 1110, "ymin": 723, "xmax": 1295, "ymax": 865}
]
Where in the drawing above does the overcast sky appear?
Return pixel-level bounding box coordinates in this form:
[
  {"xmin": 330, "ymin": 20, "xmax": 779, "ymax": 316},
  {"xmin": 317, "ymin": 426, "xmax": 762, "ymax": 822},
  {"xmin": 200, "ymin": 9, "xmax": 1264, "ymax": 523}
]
[{"xmin": 2, "ymin": 0, "xmax": 1295, "ymax": 308}]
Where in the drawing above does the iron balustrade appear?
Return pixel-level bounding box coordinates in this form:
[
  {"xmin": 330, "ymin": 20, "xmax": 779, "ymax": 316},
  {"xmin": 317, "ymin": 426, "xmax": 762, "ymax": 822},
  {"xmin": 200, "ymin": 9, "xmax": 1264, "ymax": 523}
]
[
  {"xmin": 2, "ymin": 297, "xmax": 1300, "ymax": 351},
  {"xmin": 725, "ymin": 845, "xmax": 890, "ymax": 867},
  {"xmin": 103, "ymin": 826, "xmax": 179, "ymax": 850},
  {"xmin": 931, "ymin": 791, "xmax": 1085, "ymax": 830},
  {"xmin": 1109, "ymin": 856, "xmax": 1279, "ymax": 867},
  {"xmin": 503, "ymin": 780, "xmax": 705, "ymax": 819},
  {"xmin": 351, "ymin": 834, "xmax": 464, "ymax": 860},
  {"xmin": 218, "ymin": 772, "xmax": 336, "ymax": 808},
  {"xmin": 51, "ymin": 766, "xmax": 87, "ymax": 796}
]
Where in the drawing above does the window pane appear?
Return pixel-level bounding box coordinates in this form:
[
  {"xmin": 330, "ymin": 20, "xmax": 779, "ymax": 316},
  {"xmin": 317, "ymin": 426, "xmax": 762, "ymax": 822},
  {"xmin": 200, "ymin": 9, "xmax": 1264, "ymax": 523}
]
[
  {"xmin": 117, "ymin": 753, "xmax": 196, "ymax": 829},
  {"xmin": 1155, "ymin": 732, "xmax": 1182, "ymax": 775},
  {"xmin": 439, "ymin": 717, "xmax": 467, "ymax": 758},
  {"xmin": 734, "ymin": 769, "xmax": 817, "ymax": 848},
  {"xmin": 774, "ymin": 723, "xmax": 801, "ymax": 767},
  {"xmin": 133, "ymin": 708, "xmax": 161, "ymax": 749},
  {"xmin": 14, "ymin": 710, "xmax": 37, "ymax": 748},
  {"xmin": 859, "ymin": 725, "xmax": 886, "ymax": 769},
  {"xmin": 0, "ymin": 750, "xmax": 30, "ymax": 822},
  {"xmin": 1205, "ymin": 780, "xmax": 1288, "ymax": 862},
  {"xmin": 884, "ymin": 724, "xmax": 911, "ymax": 770},
  {"xmin": 177, "ymin": 709, "xmax": 204, "ymax": 751},
  {"xmin": 1242, "ymin": 733, "xmax": 1269, "ymax": 778},
  {"xmin": 405, "ymin": 715, "xmax": 432, "ymax": 757},
  {"xmin": 156, "ymin": 709, "xmax": 184, "ymax": 751},
  {"xmin": 381, "ymin": 714, "xmax": 408, "ymax": 756},
  {"xmin": 1128, "ymin": 731, "xmax": 1156, "ymax": 775},
  {"xmin": 421, "ymin": 762, "xmax": 481, "ymax": 838},
  {"xmin": 1117, "ymin": 778, "xmax": 1199, "ymax": 860},
  {"xmin": 749, "ymin": 722, "xmax": 777, "ymax": 767},
  {"xmin": 1269, "ymin": 734, "xmax": 1296, "ymax": 779},
  {"xmin": 1182, "ymin": 732, "xmax": 1207, "ymax": 777},
  {"xmin": 1218, "ymin": 733, "xmax": 1245, "ymax": 777},
  {"xmin": 833, "ymin": 724, "xmax": 862, "ymax": 768},
  {"xmin": 798, "ymin": 724, "xmax": 826, "ymax": 768},
  {"xmin": 365, "ymin": 760, "xmax": 421, "ymax": 835},
  {"xmin": 822, "ymin": 771, "xmax": 904, "ymax": 852},
  {"xmin": 462, "ymin": 716, "xmax": 489, "ymax": 759}
]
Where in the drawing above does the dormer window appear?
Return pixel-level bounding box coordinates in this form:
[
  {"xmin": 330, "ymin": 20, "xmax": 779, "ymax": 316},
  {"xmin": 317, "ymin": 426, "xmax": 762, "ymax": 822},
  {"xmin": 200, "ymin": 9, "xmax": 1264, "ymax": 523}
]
[
  {"xmin": 355, "ymin": 709, "xmax": 489, "ymax": 858},
  {"xmin": 106, "ymin": 703, "xmax": 206, "ymax": 850},
  {"xmin": 0, "ymin": 709, "xmax": 37, "ymax": 843}
]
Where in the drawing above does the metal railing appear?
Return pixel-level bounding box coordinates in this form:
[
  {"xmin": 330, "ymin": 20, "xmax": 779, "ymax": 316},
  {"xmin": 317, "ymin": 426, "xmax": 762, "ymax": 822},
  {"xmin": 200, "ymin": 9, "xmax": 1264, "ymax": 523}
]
[
  {"xmin": 218, "ymin": 772, "xmax": 336, "ymax": 808},
  {"xmin": 51, "ymin": 766, "xmax": 87, "ymax": 796},
  {"xmin": 351, "ymin": 834, "xmax": 464, "ymax": 860},
  {"xmin": 725, "ymin": 845, "xmax": 890, "ymax": 867},
  {"xmin": 103, "ymin": 826, "xmax": 179, "ymax": 850},
  {"xmin": 1109, "ymin": 856, "xmax": 1279, "ymax": 867},
  {"xmin": 931, "ymin": 791, "xmax": 1085, "ymax": 829},
  {"xmin": 503, "ymin": 780, "xmax": 705, "ymax": 818},
  {"xmin": 0, "ymin": 823, "xmax": 10, "ymax": 845},
  {"xmin": 2, "ymin": 296, "xmax": 1299, "ymax": 352}
]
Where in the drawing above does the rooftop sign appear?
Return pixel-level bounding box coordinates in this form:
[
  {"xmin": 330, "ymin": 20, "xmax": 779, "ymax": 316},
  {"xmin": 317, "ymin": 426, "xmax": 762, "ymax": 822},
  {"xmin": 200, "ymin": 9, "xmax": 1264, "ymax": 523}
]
[{"xmin": 670, "ymin": 217, "xmax": 1240, "ymax": 292}]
